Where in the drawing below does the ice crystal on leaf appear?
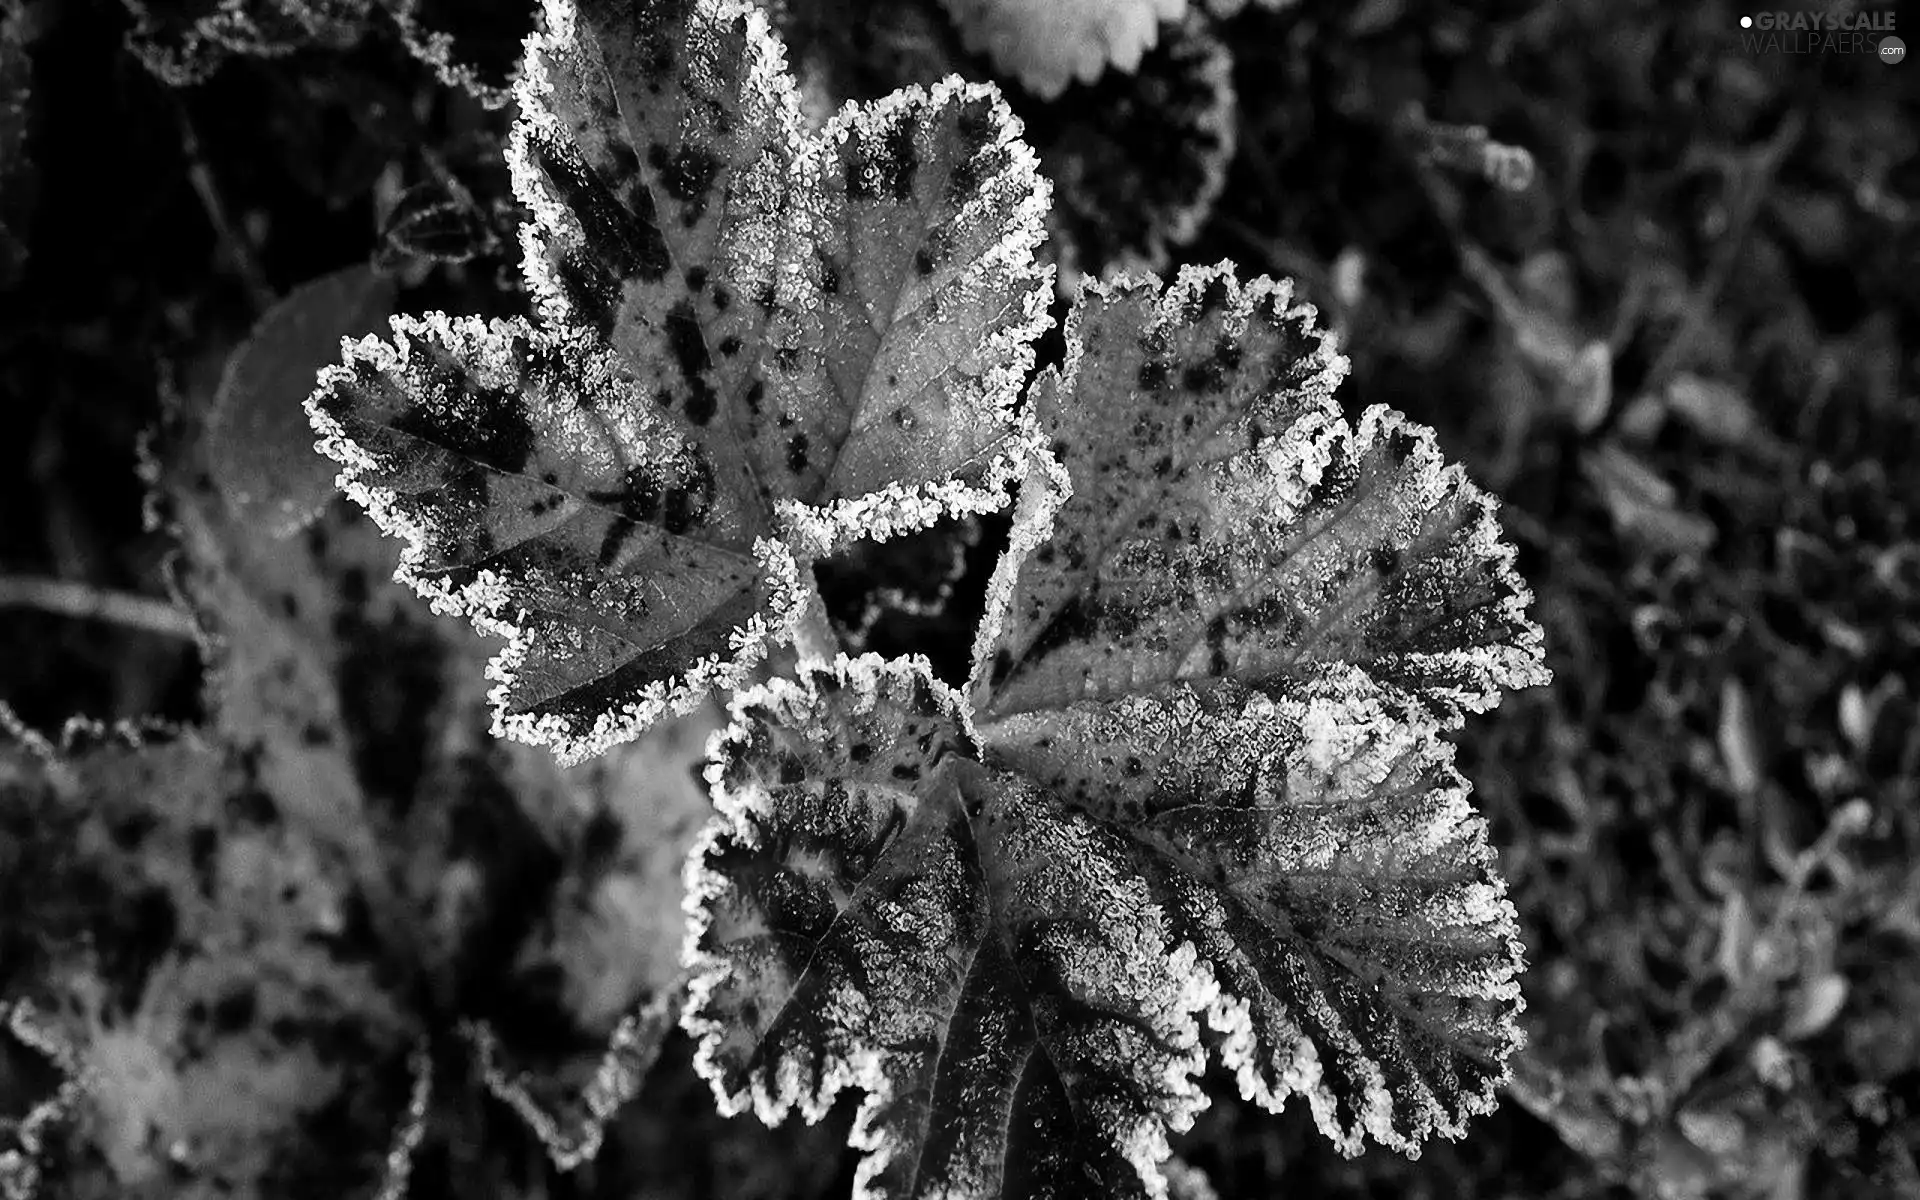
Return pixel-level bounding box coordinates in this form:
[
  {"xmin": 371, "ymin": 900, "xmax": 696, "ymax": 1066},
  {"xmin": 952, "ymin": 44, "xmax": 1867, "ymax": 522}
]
[
  {"xmin": 309, "ymin": 0, "xmax": 1052, "ymax": 764},
  {"xmin": 685, "ymin": 265, "xmax": 1548, "ymax": 1198}
]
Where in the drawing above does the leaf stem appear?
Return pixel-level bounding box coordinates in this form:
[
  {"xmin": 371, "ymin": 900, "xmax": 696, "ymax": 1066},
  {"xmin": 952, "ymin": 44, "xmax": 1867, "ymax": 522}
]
[
  {"xmin": 0, "ymin": 575, "xmax": 197, "ymax": 639},
  {"xmin": 172, "ymin": 100, "xmax": 275, "ymax": 313},
  {"xmin": 791, "ymin": 580, "xmax": 842, "ymax": 665}
]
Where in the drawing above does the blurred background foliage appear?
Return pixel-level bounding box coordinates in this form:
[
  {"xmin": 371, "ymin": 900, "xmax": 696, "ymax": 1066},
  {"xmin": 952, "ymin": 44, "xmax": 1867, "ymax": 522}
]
[{"xmin": 0, "ymin": 0, "xmax": 1915, "ymax": 1196}]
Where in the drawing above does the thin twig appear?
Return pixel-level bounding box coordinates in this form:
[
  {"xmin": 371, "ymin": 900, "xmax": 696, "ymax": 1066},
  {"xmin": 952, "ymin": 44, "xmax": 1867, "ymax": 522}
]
[
  {"xmin": 0, "ymin": 575, "xmax": 197, "ymax": 639},
  {"xmin": 1637, "ymin": 110, "xmax": 1806, "ymax": 402},
  {"xmin": 173, "ymin": 101, "xmax": 275, "ymax": 312}
]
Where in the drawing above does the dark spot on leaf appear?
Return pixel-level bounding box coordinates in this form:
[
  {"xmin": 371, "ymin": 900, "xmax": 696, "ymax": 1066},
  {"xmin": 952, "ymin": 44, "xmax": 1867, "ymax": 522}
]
[
  {"xmin": 530, "ymin": 133, "xmax": 669, "ymax": 282},
  {"xmin": 109, "ymin": 810, "xmax": 157, "ymax": 850},
  {"xmin": 848, "ymin": 114, "xmax": 919, "ymax": 201},
  {"xmin": 1205, "ymin": 613, "xmax": 1231, "ymax": 676},
  {"xmin": 597, "ymin": 520, "xmax": 637, "ymax": 568},
  {"xmin": 685, "ymin": 266, "xmax": 707, "ymax": 291},
  {"xmin": 989, "ymin": 649, "xmax": 1014, "ymax": 686},
  {"xmin": 1025, "ymin": 596, "xmax": 1099, "ymax": 663},
  {"xmin": 391, "ymin": 368, "xmax": 535, "ymax": 475},
  {"xmin": 1182, "ymin": 360, "xmax": 1226, "ymax": 393},
  {"xmin": 211, "ymin": 987, "xmax": 257, "ymax": 1032},
  {"xmin": 1138, "ymin": 359, "xmax": 1170, "ymax": 391},
  {"xmin": 651, "ymin": 143, "xmax": 722, "ymax": 224},
  {"xmin": 1370, "ymin": 544, "xmax": 1403, "ymax": 577},
  {"xmin": 956, "ymin": 99, "xmax": 996, "ymax": 151},
  {"xmin": 225, "ymin": 788, "xmax": 278, "ymax": 826},
  {"xmin": 664, "ymin": 301, "xmax": 718, "ymax": 425},
  {"xmin": 787, "ymin": 433, "xmax": 809, "ymax": 474}
]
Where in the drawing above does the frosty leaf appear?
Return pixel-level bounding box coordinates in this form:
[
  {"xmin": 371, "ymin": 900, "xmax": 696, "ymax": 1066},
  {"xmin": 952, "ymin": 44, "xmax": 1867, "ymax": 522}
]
[
  {"xmin": 973, "ymin": 264, "xmax": 1548, "ymax": 728},
  {"xmin": 936, "ymin": 0, "xmax": 1187, "ymax": 99},
  {"xmin": 984, "ymin": 669, "xmax": 1524, "ymax": 1154},
  {"xmin": 312, "ymin": 0, "xmax": 1051, "ymax": 762},
  {"xmin": 688, "ymin": 655, "xmax": 1525, "ymax": 1193},
  {"xmin": 686, "ymin": 655, "xmax": 1211, "ymax": 1200}
]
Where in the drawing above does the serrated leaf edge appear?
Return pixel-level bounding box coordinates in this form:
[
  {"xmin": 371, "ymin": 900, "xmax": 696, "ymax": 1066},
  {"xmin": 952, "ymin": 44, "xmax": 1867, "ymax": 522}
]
[{"xmin": 307, "ymin": 313, "xmax": 813, "ymax": 767}]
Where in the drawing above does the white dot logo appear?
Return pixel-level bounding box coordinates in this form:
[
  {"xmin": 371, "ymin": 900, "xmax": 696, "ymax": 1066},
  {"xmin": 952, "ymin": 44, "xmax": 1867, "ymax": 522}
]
[
  {"xmin": 1740, "ymin": 14, "xmax": 1753, "ymax": 27},
  {"xmin": 1882, "ymin": 36, "xmax": 1907, "ymax": 65}
]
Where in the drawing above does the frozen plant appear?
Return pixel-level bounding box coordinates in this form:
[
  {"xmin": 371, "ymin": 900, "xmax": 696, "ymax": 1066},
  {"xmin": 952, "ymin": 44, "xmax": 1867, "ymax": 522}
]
[{"xmin": 200, "ymin": 0, "xmax": 1542, "ymax": 1194}]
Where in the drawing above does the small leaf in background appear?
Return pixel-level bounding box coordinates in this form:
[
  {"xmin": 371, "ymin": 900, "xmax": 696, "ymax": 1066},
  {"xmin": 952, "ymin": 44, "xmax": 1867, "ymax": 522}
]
[
  {"xmin": 1562, "ymin": 339, "xmax": 1613, "ymax": 434},
  {"xmin": 141, "ymin": 378, "xmax": 708, "ymax": 1193},
  {"xmin": 0, "ymin": 712, "xmax": 419, "ymax": 1198},
  {"xmin": 1781, "ymin": 972, "xmax": 1849, "ymax": 1041},
  {"xmin": 1718, "ymin": 678, "xmax": 1762, "ymax": 798},
  {"xmin": 1581, "ymin": 442, "xmax": 1718, "ymax": 559},
  {"xmin": 206, "ymin": 264, "xmax": 398, "ymax": 537},
  {"xmin": 376, "ymin": 184, "xmax": 497, "ymax": 268},
  {"xmin": 937, "ymin": 0, "xmax": 1187, "ymax": 98},
  {"xmin": 1396, "ymin": 102, "xmax": 1536, "ymax": 192},
  {"xmin": 1665, "ymin": 373, "xmax": 1762, "ymax": 449},
  {"xmin": 1717, "ymin": 892, "xmax": 1758, "ymax": 986}
]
